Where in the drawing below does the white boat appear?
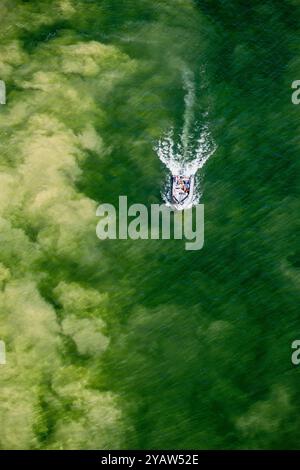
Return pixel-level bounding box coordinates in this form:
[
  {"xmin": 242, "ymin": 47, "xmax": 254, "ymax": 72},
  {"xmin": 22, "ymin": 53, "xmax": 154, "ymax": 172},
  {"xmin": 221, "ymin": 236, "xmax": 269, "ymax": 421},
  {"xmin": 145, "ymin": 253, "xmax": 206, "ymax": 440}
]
[{"xmin": 170, "ymin": 174, "xmax": 195, "ymax": 210}]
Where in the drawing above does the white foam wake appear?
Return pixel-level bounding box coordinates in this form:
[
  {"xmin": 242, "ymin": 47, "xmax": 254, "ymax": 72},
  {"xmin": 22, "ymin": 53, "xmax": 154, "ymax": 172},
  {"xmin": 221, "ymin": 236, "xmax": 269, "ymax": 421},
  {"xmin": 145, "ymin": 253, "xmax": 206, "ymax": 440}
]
[{"xmin": 155, "ymin": 123, "xmax": 216, "ymax": 177}]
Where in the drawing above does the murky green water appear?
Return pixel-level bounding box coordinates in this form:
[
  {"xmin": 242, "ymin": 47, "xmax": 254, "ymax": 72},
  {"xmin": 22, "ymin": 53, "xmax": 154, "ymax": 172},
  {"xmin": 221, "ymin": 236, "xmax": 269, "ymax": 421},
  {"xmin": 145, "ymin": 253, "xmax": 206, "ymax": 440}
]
[{"xmin": 0, "ymin": 0, "xmax": 299, "ymax": 450}]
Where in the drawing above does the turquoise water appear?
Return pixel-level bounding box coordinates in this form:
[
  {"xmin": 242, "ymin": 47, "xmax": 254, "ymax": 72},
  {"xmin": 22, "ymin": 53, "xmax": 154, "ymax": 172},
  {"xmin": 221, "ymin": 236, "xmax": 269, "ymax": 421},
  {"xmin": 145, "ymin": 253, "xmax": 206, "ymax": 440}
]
[{"xmin": 0, "ymin": 0, "xmax": 299, "ymax": 450}]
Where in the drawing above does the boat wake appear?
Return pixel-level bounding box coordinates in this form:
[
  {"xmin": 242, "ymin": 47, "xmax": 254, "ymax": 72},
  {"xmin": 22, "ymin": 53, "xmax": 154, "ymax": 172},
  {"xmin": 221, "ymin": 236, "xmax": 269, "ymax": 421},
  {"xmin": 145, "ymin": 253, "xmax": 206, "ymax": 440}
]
[{"xmin": 154, "ymin": 67, "xmax": 216, "ymax": 208}]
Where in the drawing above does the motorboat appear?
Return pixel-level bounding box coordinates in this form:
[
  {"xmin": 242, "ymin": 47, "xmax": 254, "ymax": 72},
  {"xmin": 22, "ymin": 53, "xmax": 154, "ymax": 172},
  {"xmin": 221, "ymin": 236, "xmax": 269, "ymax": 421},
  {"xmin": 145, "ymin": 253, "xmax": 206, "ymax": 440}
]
[{"xmin": 170, "ymin": 173, "xmax": 195, "ymax": 210}]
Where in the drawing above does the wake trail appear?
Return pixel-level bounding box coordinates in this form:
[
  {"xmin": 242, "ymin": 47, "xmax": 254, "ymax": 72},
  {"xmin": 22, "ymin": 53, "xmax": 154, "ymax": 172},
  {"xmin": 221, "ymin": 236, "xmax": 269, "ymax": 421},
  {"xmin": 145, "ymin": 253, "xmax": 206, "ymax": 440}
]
[
  {"xmin": 154, "ymin": 67, "xmax": 217, "ymax": 205},
  {"xmin": 181, "ymin": 67, "xmax": 196, "ymax": 160}
]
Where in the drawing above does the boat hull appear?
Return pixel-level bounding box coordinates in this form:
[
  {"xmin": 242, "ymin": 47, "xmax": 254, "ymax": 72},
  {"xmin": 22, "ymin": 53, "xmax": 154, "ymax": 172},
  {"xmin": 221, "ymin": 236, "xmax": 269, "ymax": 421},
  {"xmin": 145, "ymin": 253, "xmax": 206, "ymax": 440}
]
[{"xmin": 170, "ymin": 175, "xmax": 195, "ymax": 210}]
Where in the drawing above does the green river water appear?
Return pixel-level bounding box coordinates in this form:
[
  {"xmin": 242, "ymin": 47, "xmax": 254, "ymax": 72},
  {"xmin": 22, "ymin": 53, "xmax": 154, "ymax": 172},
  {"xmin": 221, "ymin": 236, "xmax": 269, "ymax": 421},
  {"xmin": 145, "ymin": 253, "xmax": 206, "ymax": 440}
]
[{"xmin": 0, "ymin": 0, "xmax": 299, "ymax": 450}]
